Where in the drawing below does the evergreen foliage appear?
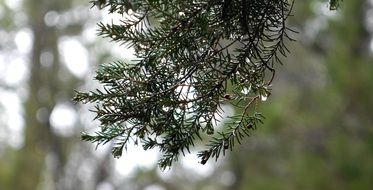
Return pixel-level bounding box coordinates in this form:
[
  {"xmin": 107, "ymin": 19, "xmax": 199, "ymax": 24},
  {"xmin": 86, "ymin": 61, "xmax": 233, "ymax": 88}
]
[
  {"xmin": 74, "ymin": 0, "xmax": 319, "ymax": 170},
  {"xmin": 329, "ymin": 0, "xmax": 343, "ymax": 10}
]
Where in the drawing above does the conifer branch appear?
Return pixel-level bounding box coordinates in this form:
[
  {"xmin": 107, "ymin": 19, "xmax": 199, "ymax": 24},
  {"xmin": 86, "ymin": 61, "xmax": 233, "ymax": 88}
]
[{"xmin": 75, "ymin": 0, "xmax": 298, "ymax": 169}]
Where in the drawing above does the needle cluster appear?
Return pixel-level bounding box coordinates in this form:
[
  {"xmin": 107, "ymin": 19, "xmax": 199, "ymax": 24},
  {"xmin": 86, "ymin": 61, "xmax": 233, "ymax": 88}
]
[{"xmin": 74, "ymin": 0, "xmax": 295, "ymax": 170}]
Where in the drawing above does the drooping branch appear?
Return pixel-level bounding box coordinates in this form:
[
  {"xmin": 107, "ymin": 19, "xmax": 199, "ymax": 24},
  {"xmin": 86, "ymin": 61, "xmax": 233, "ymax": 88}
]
[{"xmin": 75, "ymin": 0, "xmax": 296, "ymax": 170}]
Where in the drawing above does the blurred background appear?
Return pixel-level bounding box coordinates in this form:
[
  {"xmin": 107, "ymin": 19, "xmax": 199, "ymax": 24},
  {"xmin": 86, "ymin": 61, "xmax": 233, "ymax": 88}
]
[{"xmin": 0, "ymin": 0, "xmax": 373, "ymax": 189}]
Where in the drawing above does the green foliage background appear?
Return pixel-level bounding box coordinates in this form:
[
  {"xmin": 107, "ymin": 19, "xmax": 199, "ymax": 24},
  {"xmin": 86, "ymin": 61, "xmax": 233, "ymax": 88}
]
[
  {"xmin": 0, "ymin": 0, "xmax": 372, "ymax": 189},
  {"xmin": 224, "ymin": 0, "xmax": 373, "ymax": 189}
]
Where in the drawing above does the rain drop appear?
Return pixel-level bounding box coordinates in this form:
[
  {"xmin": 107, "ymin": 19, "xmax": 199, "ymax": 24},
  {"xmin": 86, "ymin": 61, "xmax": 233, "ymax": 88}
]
[
  {"xmin": 162, "ymin": 106, "xmax": 171, "ymax": 112},
  {"xmin": 245, "ymin": 57, "xmax": 250, "ymax": 63},
  {"xmin": 161, "ymin": 57, "xmax": 167, "ymax": 63},
  {"xmin": 260, "ymin": 94, "xmax": 268, "ymax": 101},
  {"xmin": 241, "ymin": 86, "xmax": 251, "ymax": 95},
  {"xmin": 127, "ymin": 9, "xmax": 134, "ymax": 15}
]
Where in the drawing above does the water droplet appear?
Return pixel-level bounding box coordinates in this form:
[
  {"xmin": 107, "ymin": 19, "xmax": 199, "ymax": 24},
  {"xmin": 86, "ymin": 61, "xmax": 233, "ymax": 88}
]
[
  {"xmin": 127, "ymin": 9, "xmax": 134, "ymax": 15},
  {"xmin": 160, "ymin": 57, "xmax": 166, "ymax": 63},
  {"xmin": 178, "ymin": 12, "xmax": 185, "ymax": 17},
  {"xmin": 245, "ymin": 57, "xmax": 250, "ymax": 63},
  {"xmin": 241, "ymin": 85, "xmax": 251, "ymax": 95},
  {"xmin": 162, "ymin": 106, "xmax": 171, "ymax": 112},
  {"xmin": 139, "ymin": 44, "xmax": 149, "ymax": 49},
  {"xmin": 260, "ymin": 94, "xmax": 268, "ymax": 101}
]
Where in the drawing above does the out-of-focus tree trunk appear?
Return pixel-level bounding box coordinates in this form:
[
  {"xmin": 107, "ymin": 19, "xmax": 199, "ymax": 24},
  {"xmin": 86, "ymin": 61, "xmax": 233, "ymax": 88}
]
[{"xmin": 10, "ymin": 0, "xmax": 72, "ymax": 189}]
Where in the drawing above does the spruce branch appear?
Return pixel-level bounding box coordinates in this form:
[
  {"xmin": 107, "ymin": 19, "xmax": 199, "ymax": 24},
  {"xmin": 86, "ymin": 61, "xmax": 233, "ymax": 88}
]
[{"xmin": 75, "ymin": 0, "xmax": 297, "ymax": 170}]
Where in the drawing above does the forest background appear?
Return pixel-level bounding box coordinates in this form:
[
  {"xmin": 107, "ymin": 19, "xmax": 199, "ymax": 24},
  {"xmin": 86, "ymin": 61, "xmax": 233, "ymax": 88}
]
[{"xmin": 0, "ymin": 0, "xmax": 372, "ymax": 189}]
